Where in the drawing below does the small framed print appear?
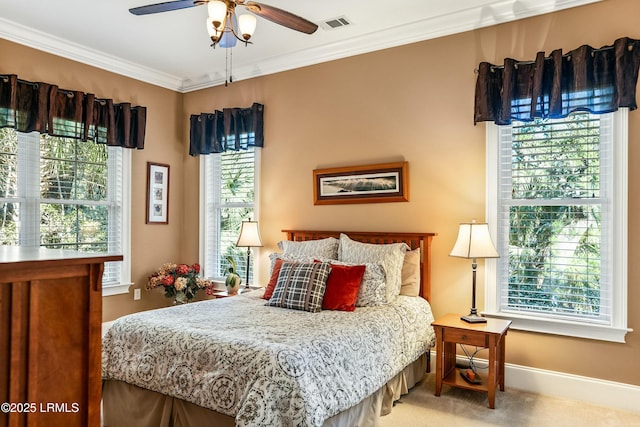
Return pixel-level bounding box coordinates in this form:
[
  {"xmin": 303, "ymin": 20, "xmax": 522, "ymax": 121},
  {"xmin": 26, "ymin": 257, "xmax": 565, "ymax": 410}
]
[
  {"xmin": 146, "ymin": 162, "xmax": 170, "ymax": 224},
  {"xmin": 313, "ymin": 161, "xmax": 409, "ymax": 205}
]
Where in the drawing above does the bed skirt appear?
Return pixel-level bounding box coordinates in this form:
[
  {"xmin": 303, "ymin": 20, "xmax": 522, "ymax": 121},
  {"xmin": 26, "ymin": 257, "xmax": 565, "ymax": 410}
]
[{"xmin": 102, "ymin": 353, "xmax": 428, "ymax": 427}]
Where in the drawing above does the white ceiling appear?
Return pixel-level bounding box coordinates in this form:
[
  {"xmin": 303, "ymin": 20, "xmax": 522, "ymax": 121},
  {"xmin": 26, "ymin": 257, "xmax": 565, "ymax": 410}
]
[{"xmin": 0, "ymin": 0, "xmax": 599, "ymax": 92}]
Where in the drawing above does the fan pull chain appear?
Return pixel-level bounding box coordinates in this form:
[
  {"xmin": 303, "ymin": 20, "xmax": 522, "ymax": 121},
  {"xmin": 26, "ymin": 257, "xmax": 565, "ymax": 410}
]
[
  {"xmin": 225, "ymin": 46, "xmax": 234, "ymax": 87},
  {"xmin": 225, "ymin": 47, "xmax": 229, "ymax": 87}
]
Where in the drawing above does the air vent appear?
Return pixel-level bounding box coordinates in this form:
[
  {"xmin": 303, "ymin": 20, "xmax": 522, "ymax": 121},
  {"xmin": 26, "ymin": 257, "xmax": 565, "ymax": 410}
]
[{"xmin": 321, "ymin": 16, "xmax": 352, "ymax": 30}]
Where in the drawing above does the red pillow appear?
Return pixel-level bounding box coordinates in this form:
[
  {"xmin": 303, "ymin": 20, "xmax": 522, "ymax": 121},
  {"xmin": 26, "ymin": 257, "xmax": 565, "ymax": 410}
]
[
  {"xmin": 322, "ymin": 264, "xmax": 366, "ymax": 311},
  {"xmin": 262, "ymin": 258, "xmax": 284, "ymax": 300}
]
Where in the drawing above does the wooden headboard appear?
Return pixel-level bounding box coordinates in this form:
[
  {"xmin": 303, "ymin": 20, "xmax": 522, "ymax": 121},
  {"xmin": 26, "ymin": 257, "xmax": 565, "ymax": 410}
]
[{"xmin": 282, "ymin": 230, "xmax": 436, "ymax": 302}]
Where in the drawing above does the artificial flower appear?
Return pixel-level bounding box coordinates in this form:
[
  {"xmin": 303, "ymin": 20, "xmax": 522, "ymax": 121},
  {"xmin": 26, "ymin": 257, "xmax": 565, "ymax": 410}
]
[{"xmin": 147, "ymin": 262, "xmax": 212, "ymax": 302}]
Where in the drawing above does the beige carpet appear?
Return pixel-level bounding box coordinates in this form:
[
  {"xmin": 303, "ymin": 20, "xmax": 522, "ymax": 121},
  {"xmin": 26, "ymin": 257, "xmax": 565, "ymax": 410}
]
[{"xmin": 379, "ymin": 373, "xmax": 640, "ymax": 427}]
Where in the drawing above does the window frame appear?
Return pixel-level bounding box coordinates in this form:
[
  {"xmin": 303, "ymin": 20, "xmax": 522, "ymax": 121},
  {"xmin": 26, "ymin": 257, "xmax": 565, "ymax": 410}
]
[
  {"xmin": 484, "ymin": 109, "xmax": 630, "ymax": 343},
  {"xmin": 103, "ymin": 145, "xmax": 132, "ymax": 296},
  {"xmin": 0, "ymin": 130, "xmax": 131, "ymax": 296},
  {"xmin": 199, "ymin": 147, "xmax": 261, "ymax": 285}
]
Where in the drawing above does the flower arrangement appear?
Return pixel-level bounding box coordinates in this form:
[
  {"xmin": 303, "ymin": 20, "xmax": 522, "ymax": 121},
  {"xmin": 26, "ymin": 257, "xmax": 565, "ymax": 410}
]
[{"xmin": 147, "ymin": 262, "xmax": 213, "ymax": 303}]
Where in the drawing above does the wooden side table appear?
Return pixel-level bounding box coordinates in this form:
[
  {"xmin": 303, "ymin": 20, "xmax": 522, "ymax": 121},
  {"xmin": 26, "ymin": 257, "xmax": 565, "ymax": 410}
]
[
  {"xmin": 212, "ymin": 285, "xmax": 262, "ymax": 298},
  {"xmin": 431, "ymin": 313, "xmax": 511, "ymax": 409}
]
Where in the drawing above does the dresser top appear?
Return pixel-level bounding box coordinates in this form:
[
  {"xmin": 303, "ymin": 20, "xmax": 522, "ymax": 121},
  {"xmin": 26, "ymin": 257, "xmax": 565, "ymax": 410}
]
[{"xmin": 0, "ymin": 246, "xmax": 123, "ymax": 265}]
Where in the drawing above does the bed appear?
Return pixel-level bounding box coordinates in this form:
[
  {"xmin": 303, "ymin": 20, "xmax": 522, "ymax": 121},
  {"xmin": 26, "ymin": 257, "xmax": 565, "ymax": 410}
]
[{"xmin": 102, "ymin": 230, "xmax": 436, "ymax": 427}]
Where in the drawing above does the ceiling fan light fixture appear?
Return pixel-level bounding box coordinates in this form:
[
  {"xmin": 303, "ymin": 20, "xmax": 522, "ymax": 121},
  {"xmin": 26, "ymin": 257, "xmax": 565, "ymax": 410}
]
[
  {"xmin": 238, "ymin": 14, "xmax": 257, "ymax": 41},
  {"xmin": 130, "ymin": 0, "xmax": 319, "ymax": 86},
  {"xmin": 206, "ymin": 18, "xmax": 222, "ymax": 42},
  {"xmin": 207, "ymin": 0, "xmax": 228, "ymax": 30}
]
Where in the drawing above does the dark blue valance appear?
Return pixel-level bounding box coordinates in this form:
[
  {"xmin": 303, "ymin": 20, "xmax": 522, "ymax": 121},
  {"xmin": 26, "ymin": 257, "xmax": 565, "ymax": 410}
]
[
  {"xmin": 189, "ymin": 103, "xmax": 264, "ymax": 156},
  {"xmin": 0, "ymin": 74, "xmax": 146, "ymax": 149},
  {"xmin": 474, "ymin": 37, "xmax": 640, "ymax": 125}
]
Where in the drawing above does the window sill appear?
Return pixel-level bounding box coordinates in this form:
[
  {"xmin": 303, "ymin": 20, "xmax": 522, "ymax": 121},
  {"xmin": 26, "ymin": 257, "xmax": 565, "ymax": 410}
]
[
  {"xmin": 482, "ymin": 311, "xmax": 632, "ymax": 343},
  {"xmin": 103, "ymin": 282, "xmax": 134, "ymax": 296}
]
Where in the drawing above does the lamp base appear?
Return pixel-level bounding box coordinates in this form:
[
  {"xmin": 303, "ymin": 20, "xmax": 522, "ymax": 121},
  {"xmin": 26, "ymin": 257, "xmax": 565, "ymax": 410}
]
[{"xmin": 461, "ymin": 313, "xmax": 487, "ymax": 323}]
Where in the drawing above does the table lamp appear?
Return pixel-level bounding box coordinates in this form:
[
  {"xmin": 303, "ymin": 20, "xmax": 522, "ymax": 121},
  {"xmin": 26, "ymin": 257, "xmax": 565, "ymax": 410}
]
[
  {"xmin": 236, "ymin": 219, "xmax": 263, "ymax": 291},
  {"xmin": 450, "ymin": 220, "xmax": 499, "ymax": 323}
]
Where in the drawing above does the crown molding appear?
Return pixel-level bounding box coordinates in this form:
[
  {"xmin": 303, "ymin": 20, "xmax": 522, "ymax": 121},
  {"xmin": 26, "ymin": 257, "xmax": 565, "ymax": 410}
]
[
  {"xmin": 1, "ymin": 0, "xmax": 602, "ymax": 93},
  {"xmin": 179, "ymin": 0, "xmax": 602, "ymax": 92},
  {"xmin": 0, "ymin": 17, "xmax": 184, "ymax": 91}
]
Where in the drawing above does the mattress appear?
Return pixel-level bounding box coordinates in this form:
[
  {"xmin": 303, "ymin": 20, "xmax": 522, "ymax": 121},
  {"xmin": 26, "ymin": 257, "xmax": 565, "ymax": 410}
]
[{"xmin": 102, "ymin": 291, "xmax": 435, "ymax": 427}]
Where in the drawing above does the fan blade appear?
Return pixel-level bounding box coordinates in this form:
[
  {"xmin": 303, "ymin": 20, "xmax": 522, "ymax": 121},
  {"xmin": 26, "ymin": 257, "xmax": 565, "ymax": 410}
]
[
  {"xmin": 129, "ymin": 0, "xmax": 204, "ymax": 16},
  {"xmin": 244, "ymin": 2, "xmax": 318, "ymax": 34}
]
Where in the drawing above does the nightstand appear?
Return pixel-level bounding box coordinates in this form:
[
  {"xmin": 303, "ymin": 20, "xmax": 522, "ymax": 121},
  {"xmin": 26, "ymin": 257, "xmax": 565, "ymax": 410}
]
[
  {"xmin": 431, "ymin": 313, "xmax": 511, "ymax": 409},
  {"xmin": 212, "ymin": 285, "xmax": 262, "ymax": 298}
]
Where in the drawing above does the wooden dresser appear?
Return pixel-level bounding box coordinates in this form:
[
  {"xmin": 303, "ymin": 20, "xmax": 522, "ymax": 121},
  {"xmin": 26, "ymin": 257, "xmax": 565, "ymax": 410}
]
[{"xmin": 0, "ymin": 247, "xmax": 122, "ymax": 427}]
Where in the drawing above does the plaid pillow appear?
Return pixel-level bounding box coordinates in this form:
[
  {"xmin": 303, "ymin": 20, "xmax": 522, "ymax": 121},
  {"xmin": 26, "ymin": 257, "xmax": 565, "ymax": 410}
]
[{"xmin": 266, "ymin": 261, "xmax": 331, "ymax": 312}]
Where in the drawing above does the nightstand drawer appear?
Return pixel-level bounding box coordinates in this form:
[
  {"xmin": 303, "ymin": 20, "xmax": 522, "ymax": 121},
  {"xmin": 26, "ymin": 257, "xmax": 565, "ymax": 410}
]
[{"xmin": 443, "ymin": 328, "xmax": 488, "ymax": 347}]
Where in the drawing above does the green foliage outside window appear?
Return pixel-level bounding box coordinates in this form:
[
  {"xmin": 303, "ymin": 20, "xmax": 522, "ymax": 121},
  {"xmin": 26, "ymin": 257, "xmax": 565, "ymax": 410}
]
[
  {"xmin": 0, "ymin": 128, "xmax": 110, "ymax": 251},
  {"xmin": 217, "ymin": 148, "xmax": 255, "ymax": 281},
  {"xmin": 0, "ymin": 128, "xmax": 17, "ymax": 244},
  {"xmin": 506, "ymin": 113, "xmax": 602, "ymax": 317}
]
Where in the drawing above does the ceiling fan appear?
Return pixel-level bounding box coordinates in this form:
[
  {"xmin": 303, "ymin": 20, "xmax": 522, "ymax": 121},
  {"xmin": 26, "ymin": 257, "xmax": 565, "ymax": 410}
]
[
  {"xmin": 130, "ymin": 0, "xmax": 318, "ymax": 85},
  {"xmin": 129, "ymin": 0, "xmax": 319, "ymax": 42}
]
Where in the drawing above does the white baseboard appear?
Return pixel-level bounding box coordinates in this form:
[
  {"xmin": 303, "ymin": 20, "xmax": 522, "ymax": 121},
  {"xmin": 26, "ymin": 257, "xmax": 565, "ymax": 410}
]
[
  {"xmin": 505, "ymin": 363, "xmax": 640, "ymax": 414},
  {"xmin": 431, "ymin": 351, "xmax": 640, "ymax": 414}
]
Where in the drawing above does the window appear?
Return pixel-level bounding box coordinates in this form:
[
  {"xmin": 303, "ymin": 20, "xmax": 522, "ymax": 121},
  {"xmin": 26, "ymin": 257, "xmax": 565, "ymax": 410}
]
[
  {"xmin": 0, "ymin": 128, "xmax": 131, "ymax": 295},
  {"xmin": 200, "ymin": 146, "xmax": 259, "ymax": 283},
  {"xmin": 485, "ymin": 110, "xmax": 629, "ymax": 342}
]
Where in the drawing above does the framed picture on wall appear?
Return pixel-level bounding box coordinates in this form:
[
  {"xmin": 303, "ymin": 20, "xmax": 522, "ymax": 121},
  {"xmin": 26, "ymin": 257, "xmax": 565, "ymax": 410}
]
[
  {"xmin": 313, "ymin": 161, "xmax": 409, "ymax": 205},
  {"xmin": 146, "ymin": 162, "xmax": 170, "ymax": 224}
]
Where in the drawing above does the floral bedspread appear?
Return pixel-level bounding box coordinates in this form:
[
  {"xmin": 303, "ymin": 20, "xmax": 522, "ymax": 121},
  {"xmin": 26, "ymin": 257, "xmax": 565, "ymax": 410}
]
[{"xmin": 102, "ymin": 292, "xmax": 435, "ymax": 427}]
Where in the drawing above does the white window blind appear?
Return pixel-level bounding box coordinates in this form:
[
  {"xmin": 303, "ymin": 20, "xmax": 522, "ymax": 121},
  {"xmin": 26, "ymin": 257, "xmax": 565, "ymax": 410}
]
[
  {"xmin": 201, "ymin": 145, "xmax": 258, "ymax": 282},
  {"xmin": 0, "ymin": 129, "xmax": 130, "ymax": 293},
  {"xmin": 498, "ymin": 113, "xmax": 610, "ymax": 322},
  {"xmin": 486, "ymin": 110, "xmax": 630, "ymax": 342}
]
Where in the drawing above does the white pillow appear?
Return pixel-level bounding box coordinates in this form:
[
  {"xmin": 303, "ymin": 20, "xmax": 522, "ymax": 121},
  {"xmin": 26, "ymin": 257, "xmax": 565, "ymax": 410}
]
[
  {"xmin": 400, "ymin": 248, "xmax": 421, "ymax": 297},
  {"xmin": 338, "ymin": 233, "xmax": 409, "ymax": 302},
  {"xmin": 279, "ymin": 237, "xmax": 339, "ymax": 259},
  {"xmin": 268, "ymin": 252, "xmax": 331, "ymax": 275}
]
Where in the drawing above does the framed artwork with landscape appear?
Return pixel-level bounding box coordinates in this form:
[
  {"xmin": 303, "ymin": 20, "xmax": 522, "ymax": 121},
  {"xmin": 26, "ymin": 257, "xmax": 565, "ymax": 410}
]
[
  {"xmin": 313, "ymin": 161, "xmax": 409, "ymax": 205},
  {"xmin": 146, "ymin": 162, "xmax": 170, "ymax": 224}
]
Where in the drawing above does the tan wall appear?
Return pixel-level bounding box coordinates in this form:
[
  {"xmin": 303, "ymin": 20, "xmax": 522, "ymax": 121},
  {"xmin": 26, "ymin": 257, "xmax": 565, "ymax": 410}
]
[
  {"xmin": 2, "ymin": 0, "xmax": 638, "ymax": 387},
  {"xmin": 183, "ymin": 0, "xmax": 640, "ymax": 386}
]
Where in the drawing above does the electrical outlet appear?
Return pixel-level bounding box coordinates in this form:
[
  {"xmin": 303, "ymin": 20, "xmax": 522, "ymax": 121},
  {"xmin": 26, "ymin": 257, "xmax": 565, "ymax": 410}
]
[{"xmin": 134, "ymin": 288, "xmax": 141, "ymax": 300}]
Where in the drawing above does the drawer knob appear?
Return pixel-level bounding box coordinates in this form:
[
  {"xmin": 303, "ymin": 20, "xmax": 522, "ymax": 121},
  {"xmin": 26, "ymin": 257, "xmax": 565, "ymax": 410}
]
[{"xmin": 462, "ymin": 335, "xmax": 467, "ymax": 340}]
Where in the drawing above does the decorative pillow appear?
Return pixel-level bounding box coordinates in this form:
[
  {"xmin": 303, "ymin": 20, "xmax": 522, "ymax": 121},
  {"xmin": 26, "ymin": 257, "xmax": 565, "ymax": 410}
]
[
  {"xmin": 331, "ymin": 260, "xmax": 387, "ymax": 307},
  {"xmin": 338, "ymin": 233, "xmax": 409, "ymax": 302},
  {"xmin": 356, "ymin": 263, "xmax": 387, "ymax": 307},
  {"xmin": 262, "ymin": 257, "xmax": 284, "ymax": 300},
  {"xmin": 270, "ymin": 252, "xmax": 323, "ymax": 266},
  {"xmin": 280, "ymin": 237, "xmax": 339, "ymax": 260},
  {"xmin": 400, "ymin": 248, "xmax": 421, "ymax": 297},
  {"xmin": 266, "ymin": 261, "xmax": 331, "ymax": 312},
  {"xmin": 322, "ymin": 264, "xmax": 366, "ymax": 312},
  {"xmin": 266, "ymin": 253, "xmax": 331, "ymax": 300}
]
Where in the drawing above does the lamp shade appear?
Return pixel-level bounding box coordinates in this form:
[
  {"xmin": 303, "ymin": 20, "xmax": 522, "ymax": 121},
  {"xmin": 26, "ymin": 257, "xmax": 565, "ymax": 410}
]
[
  {"xmin": 236, "ymin": 220, "xmax": 263, "ymax": 248},
  {"xmin": 207, "ymin": 0, "xmax": 227, "ymax": 29},
  {"xmin": 238, "ymin": 14, "xmax": 257, "ymax": 40},
  {"xmin": 450, "ymin": 222, "xmax": 499, "ymax": 259}
]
